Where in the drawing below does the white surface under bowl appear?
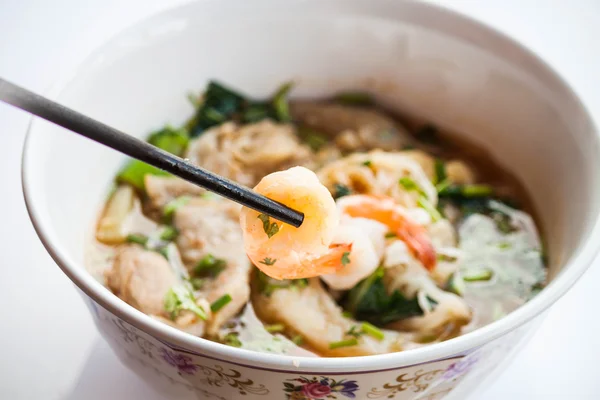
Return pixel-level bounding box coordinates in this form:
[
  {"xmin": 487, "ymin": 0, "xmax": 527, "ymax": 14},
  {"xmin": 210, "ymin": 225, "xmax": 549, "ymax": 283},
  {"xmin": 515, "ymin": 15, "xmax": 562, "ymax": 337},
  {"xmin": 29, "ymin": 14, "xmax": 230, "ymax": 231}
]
[{"xmin": 21, "ymin": 0, "xmax": 600, "ymax": 399}]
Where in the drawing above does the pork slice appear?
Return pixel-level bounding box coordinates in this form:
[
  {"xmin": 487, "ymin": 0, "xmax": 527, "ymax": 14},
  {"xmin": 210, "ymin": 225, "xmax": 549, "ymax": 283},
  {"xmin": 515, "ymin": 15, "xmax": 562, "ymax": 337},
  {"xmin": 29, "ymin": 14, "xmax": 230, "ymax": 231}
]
[
  {"xmin": 144, "ymin": 175, "xmax": 206, "ymax": 211},
  {"xmin": 173, "ymin": 199, "xmax": 251, "ymax": 335},
  {"xmin": 252, "ymin": 279, "xmax": 403, "ymax": 357}
]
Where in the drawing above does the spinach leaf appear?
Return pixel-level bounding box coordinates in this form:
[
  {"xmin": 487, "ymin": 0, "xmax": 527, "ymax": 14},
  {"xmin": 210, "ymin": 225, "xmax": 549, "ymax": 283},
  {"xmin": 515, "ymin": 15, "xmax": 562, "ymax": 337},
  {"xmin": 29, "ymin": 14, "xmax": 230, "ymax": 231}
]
[
  {"xmin": 191, "ymin": 81, "xmax": 246, "ymax": 136},
  {"xmin": 344, "ymin": 267, "xmax": 425, "ymax": 326},
  {"xmin": 147, "ymin": 125, "xmax": 190, "ymax": 156}
]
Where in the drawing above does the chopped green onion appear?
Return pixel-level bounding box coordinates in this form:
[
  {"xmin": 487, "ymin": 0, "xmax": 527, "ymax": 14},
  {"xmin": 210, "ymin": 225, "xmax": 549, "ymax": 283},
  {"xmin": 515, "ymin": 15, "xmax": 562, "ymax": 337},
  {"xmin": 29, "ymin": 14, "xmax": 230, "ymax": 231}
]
[
  {"xmin": 272, "ymin": 81, "xmax": 293, "ymax": 122},
  {"xmin": 329, "ymin": 338, "xmax": 359, "ymax": 350},
  {"xmin": 126, "ymin": 233, "xmax": 149, "ymax": 246},
  {"xmin": 257, "ymin": 214, "xmax": 279, "ymax": 238},
  {"xmin": 361, "ymin": 322, "xmax": 385, "ymax": 341},
  {"xmin": 194, "ymin": 254, "xmax": 227, "ymax": 278},
  {"xmin": 163, "ymin": 196, "xmax": 191, "ymax": 220},
  {"xmin": 384, "ymin": 232, "xmax": 397, "ymax": 239},
  {"xmin": 362, "ymin": 160, "xmax": 372, "ymax": 167},
  {"xmin": 341, "ymin": 311, "xmax": 353, "ymax": 318},
  {"xmin": 463, "ymin": 268, "xmax": 494, "ymax": 282},
  {"xmin": 434, "ymin": 159, "xmax": 446, "ymax": 184},
  {"xmin": 497, "ymin": 241, "xmax": 512, "ymax": 249},
  {"xmin": 334, "ymin": 91, "xmax": 374, "ymax": 106},
  {"xmin": 210, "ymin": 294, "xmax": 232, "ymax": 312},
  {"xmin": 159, "ymin": 226, "xmax": 178, "ymax": 241},
  {"xmin": 346, "ymin": 325, "xmax": 362, "ymax": 338},
  {"xmin": 292, "ymin": 335, "xmax": 304, "ymax": 345},
  {"xmin": 417, "ymin": 197, "xmax": 443, "ymax": 222},
  {"xmin": 333, "ymin": 183, "xmax": 351, "ymax": 199},
  {"xmin": 264, "ymin": 323, "xmax": 285, "ymax": 333}
]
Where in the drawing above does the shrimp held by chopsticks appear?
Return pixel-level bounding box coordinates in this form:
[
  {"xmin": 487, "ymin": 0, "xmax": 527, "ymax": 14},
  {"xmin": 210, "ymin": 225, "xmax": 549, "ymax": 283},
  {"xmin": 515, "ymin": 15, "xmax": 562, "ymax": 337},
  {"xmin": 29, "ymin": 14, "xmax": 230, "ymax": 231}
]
[{"xmin": 240, "ymin": 167, "xmax": 436, "ymax": 280}]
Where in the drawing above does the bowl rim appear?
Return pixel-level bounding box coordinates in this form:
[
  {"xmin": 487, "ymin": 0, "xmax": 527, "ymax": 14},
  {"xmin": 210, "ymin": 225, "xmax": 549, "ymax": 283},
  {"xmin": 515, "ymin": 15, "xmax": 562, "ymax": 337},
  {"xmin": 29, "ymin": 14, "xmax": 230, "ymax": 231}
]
[{"xmin": 20, "ymin": 0, "xmax": 600, "ymax": 372}]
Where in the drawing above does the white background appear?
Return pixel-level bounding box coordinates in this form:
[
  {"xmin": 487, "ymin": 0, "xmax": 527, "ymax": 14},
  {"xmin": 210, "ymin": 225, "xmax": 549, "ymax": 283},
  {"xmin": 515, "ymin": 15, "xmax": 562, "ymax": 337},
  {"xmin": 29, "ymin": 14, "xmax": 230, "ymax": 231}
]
[{"xmin": 1, "ymin": 0, "xmax": 599, "ymax": 399}]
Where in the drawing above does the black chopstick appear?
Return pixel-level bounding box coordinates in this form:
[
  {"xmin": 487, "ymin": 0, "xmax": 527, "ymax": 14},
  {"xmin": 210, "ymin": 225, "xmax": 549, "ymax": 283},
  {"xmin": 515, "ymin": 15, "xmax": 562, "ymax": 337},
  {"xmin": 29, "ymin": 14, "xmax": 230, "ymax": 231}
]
[{"xmin": 0, "ymin": 77, "xmax": 304, "ymax": 228}]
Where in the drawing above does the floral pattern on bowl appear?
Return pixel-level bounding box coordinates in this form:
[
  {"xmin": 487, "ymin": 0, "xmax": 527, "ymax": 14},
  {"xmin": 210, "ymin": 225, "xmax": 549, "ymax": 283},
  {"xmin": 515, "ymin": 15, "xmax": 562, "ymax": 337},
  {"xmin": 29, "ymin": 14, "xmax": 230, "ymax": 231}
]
[{"xmin": 283, "ymin": 376, "xmax": 359, "ymax": 399}]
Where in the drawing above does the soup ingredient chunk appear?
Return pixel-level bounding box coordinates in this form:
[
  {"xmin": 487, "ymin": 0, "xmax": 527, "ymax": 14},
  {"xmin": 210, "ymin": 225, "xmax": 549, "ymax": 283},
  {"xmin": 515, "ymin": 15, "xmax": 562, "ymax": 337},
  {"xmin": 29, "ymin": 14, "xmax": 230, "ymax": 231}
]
[{"xmin": 240, "ymin": 166, "xmax": 351, "ymax": 280}]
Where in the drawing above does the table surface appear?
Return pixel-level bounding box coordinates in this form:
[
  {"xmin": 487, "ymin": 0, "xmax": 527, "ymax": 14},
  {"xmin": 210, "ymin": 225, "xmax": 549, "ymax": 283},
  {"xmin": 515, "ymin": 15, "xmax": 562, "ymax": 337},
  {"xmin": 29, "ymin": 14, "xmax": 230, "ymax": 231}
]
[{"xmin": 1, "ymin": 1, "xmax": 599, "ymax": 399}]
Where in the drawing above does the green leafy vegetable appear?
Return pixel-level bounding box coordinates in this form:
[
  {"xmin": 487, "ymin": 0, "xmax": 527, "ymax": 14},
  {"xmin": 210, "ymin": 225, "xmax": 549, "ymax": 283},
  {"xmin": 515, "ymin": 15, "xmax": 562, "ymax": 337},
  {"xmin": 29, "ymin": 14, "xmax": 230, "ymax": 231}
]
[
  {"xmin": 242, "ymin": 103, "xmax": 272, "ymax": 123},
  {"xmin": 147, "ymin": 125, "xmax": 190, "ymax": 156},
  {"xmin": 163, "ymin": 196, "xmax": 192, "ymax": 220},
  {"xmin": 117, "ymin": 160, "xmax": 169, "ymax": 191},
  {"xmin": 298, "ymin": 126, "xmax": 328, "ymax": 151},
  {"xmin": 434, "ymin": 159, "xmax": 446, "ymax": 184},
  {"xmin": 333, "ymin": 183, "xmax": 351, "ymax": 199},
  {"xmin": 438, "ymin": 184, "xmax": 494, "ymax": 199},
  {"xmin": 344, "ymin": 267, "xmax": 425, "ymax": 326},
  {"xmin": 164, "ymin": 285, "xmax": 208, "ymax": 321},
  {"xmin": 191, "ymin": 81, "xmax": 246, "ymax": 136},
  {"xmin": 341, "ymin": 252, "xmax": 351, "ymax": 266},
  {"xmin": 210, "ymin": 294, "xmax": 232, "ymax": 312},
  {"xmin": 334, "ymin": 91, "xmax": 374, "ymax": 106},
  {"xmin": 329, "ymin": 338, "xmax": 358, "ymax": 350},
  {"xmin": 271, "ymin": 82, "xmax": 293, "ymax": 122},
  {"xmin": 257, "ymin": 214, "xmax": 280, "ymax": 238},
  {"xmin": 194, "ymin": 254, "xmax": 227, "ymax": 278},
  {"xmin": 159, "ymin": 226, "xmax": 178, "ymax": 241},
  {"xmin": 126, "ymin": 233, "xmax": 149, "ymax": 246}
]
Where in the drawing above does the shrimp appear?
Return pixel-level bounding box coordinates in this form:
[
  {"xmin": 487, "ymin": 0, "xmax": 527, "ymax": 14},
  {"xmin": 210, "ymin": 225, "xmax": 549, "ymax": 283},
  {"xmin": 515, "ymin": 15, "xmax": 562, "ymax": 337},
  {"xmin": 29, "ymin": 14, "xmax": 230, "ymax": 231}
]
[
  {"xmin": 337, "ymin": 195, "xmax": 437, "ymax": 270},
  {"xmin": 240, "ymin": 166, "xmax": 351, "ymax": 280},
  {"xmin": 320, "ymin": 216, "xmax": 388, "ymax": 290}
]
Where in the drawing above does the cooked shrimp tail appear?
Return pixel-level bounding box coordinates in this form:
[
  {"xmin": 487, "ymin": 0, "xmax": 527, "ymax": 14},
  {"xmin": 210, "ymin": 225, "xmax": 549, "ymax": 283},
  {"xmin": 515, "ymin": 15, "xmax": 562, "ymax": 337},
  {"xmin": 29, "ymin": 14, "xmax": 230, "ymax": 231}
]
[
  {"xmin": 339, "ymin": 195, "xmax": 437, "ymax": 270},
  {"xmin": 240, "ymin": 166, "xmax": 349, "ymax": 280}
]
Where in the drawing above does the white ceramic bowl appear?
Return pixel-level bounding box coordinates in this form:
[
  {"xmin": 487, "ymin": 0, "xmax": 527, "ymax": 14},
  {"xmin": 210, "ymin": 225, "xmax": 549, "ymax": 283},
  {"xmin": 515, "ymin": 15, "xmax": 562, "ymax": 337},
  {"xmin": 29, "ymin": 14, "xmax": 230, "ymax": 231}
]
[{"xmin": 21, "ymin": 1, "xmax": 600, "ymax": 399}]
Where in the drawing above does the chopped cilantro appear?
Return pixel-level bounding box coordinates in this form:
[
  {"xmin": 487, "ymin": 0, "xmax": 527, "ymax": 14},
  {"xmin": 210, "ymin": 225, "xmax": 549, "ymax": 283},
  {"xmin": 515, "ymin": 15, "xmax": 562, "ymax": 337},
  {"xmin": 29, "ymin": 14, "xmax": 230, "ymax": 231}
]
[
  {"xmin": 333, "ymin": 183, "xmax": 351, "ymax": 199},
  {"xmin": 223, "ymin": 332, "xmax": 242, "ymax": 347},
  {"xmin": 257, "ymin": 213, "xmax": 280, "ymax": 238},
  {"xmin": 164, "ymin": 286, "xmax": 208, "ymax": 321},
  {"xmin": 260, "ymin": 257, "xmax": 277, "ymax": 266},
  {"xmin": 163, "ymin": 196, "xmax": 191, "ymax": 220},
  {"xmin": 362, "ymin": 160, "xmax": 372, "ymax": 167},
  {"xmin": 194, "ymin": 254, "xmax": 227, "ymax": 278},
  {"xmin": 159, "ymin": 226, "xmax": 178, "ymax": 241},
  {"xmin": 341, "ymin": 252, "xmax": 351, "ymax": 266}
]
